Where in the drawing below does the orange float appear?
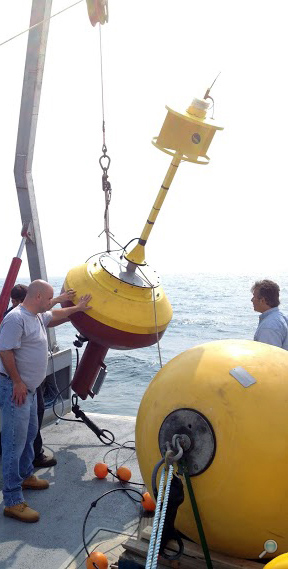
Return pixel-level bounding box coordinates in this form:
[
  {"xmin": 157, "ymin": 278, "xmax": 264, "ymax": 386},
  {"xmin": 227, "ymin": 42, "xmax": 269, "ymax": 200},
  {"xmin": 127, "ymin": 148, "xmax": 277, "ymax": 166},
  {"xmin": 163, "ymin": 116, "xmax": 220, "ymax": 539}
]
[
  {"xmin": 116, "ymin": 466, "xmax": 132, "ymax": 482},
  {"xmin": 94, "ymin": 462, "xmax": 109, "ymax": 479},
  {"xmin": 86, "ymin": 551, "xmax": 108, "ymax": 569},
  {"xmin": 141, "ymin": 491, "xmax": 156, "ymax": 512}
]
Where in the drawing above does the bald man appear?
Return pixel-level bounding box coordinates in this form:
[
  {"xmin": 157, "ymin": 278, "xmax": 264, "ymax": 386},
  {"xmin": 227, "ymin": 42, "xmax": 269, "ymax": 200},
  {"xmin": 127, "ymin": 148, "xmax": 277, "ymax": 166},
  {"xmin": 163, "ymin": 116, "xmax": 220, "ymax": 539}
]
[
  {"xmin": 0, "ymin": 280, "xmax": 91, "ymax": 523},
  {"xmin": 0, "ymin": 284, "xmax": 75, "ymax": 465}
]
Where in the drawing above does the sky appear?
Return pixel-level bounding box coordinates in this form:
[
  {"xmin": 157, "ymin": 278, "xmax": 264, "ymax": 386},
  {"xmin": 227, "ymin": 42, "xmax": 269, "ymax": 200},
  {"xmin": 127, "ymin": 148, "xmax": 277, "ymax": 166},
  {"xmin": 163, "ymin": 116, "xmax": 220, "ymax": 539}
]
[{"xmin": 0, "ymin": 0, "xmax": 287, "ymax": 280}]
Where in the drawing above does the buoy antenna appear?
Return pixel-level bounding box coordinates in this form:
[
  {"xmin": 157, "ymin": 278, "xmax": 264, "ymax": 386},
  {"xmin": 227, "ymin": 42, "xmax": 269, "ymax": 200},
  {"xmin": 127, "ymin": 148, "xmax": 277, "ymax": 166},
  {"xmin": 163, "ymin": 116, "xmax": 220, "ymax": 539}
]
[{"xmin": 203, "ymin": 71, "xmax": 221, "ymax": 100}]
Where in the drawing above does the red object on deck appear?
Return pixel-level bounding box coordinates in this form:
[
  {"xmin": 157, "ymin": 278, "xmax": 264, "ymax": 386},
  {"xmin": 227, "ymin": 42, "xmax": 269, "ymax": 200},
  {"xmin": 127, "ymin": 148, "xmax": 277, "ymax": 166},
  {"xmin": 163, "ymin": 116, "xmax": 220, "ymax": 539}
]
[{"xmin": 0, "ymin": 257, "xmax": 22, "ymax": 323}]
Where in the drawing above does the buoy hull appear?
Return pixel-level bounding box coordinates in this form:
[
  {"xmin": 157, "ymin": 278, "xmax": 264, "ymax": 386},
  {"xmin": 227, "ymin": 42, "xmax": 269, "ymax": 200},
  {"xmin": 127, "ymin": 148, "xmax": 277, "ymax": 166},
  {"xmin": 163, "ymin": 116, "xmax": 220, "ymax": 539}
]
[
  {"xmin": 135, "ymin": 339, "xmax": 288, "ymax": 559},
  {"xmin": 68, "ymin": 309, "xmax": 166, "ymax": 349}
]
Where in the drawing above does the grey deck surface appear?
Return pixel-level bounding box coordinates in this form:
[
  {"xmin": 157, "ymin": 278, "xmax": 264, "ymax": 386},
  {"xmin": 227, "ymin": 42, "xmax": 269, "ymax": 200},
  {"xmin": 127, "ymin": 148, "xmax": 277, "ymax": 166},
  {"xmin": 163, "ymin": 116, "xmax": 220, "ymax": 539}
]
[{"xmin": 0, "ymin": 412, "xmax": 143, "ymax": 569}]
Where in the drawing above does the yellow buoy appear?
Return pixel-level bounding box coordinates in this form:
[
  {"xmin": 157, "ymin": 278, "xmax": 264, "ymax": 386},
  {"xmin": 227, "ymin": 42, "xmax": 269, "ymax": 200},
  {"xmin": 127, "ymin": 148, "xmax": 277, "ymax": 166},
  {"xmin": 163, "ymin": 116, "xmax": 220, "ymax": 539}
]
[
  {"xmin": 266, "ymin": 553, "xmax": 288, "ymax": 569},
  {"xmin": 135, "ymin": 339, "xmax": 288, "ymax": 559}
]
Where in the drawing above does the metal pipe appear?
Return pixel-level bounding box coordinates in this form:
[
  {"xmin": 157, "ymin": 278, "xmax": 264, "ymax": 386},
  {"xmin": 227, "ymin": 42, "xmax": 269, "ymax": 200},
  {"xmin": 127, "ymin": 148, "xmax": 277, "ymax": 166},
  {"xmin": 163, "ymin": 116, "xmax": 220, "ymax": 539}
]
[{"xmin": 14, "ymin": 0, "xmax": 57, "ymax": 349}]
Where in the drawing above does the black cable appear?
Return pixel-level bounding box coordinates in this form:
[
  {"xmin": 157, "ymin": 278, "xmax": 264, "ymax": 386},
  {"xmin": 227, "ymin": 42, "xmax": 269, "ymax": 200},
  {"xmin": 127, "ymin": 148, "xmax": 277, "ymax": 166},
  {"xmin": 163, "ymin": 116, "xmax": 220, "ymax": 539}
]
[
  {"xmin": 82, "ymin": 488, "xmax": 143, "ymax": 558},
  {"xmin": 120, "ymin": 237, "xmax": 139, "ymax": 256},
  {"xmin": 52, "ymin": 382, "xmax": 84, "ymax": 423},
  {"xmin": 85, "ymin": 236, "xmax": 140, "ymax": 264},
  {"xmin": 152, "ymin": 457, "xmax": 165, "ymax": 500},
  {"xmin": 103, "ymin": 441, "xmax": 136, "ymax": 464},
  {"xmin": 109, "ymin": 470, "xmax": 145, "ymax": 487},
  {"xmin": 50, "ymin": 345, "xmax": 136, "ymax": 448}
]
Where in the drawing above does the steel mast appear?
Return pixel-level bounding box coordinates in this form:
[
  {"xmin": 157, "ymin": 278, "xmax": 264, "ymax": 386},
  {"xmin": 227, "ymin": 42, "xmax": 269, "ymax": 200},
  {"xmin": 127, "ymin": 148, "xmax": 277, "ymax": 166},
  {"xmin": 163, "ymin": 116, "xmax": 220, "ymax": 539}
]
[{"xmin": 14, "ymin": 0, "xmax": 56, "ymax": 348}]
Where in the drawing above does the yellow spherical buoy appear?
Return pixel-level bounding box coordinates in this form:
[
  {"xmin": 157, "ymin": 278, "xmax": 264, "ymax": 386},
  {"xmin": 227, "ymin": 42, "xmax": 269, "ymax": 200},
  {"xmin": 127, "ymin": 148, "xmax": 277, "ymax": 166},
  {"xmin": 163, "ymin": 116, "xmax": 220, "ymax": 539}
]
[
  {"xmin": 135, "ymin": 339, "xmax": 288, "ymax": 559},
  {"xmin": 266, "ymin": 553, "xmax": 288, "ymax": 569}
]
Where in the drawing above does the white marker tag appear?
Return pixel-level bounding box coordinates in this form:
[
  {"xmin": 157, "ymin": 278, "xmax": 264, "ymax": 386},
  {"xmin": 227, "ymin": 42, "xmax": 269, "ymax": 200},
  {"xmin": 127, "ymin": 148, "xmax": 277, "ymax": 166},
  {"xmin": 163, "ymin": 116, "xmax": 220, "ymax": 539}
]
[{"xmin": 229, "ymin": 366, "xmax": 257, "ymax": 388}]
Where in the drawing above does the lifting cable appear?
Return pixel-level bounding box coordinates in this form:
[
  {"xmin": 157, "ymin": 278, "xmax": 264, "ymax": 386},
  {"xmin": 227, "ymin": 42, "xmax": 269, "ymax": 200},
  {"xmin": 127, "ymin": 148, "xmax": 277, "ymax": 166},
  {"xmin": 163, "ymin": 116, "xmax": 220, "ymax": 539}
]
[{"xmin": 98, "ymin": 25, "xmax": 112, "ymax": 253}]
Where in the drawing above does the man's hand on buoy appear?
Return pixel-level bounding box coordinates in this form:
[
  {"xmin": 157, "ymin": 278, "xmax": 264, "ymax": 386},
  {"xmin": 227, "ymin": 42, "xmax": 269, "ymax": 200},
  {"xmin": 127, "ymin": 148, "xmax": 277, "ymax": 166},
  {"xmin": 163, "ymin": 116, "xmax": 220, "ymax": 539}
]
[
  {"xmin": 59, "ymin": 289, "xmax": 76, "ymax": 302},
  {"xmin": 76, "ymin": 294, "xmax": 92, "ymax": 311}
]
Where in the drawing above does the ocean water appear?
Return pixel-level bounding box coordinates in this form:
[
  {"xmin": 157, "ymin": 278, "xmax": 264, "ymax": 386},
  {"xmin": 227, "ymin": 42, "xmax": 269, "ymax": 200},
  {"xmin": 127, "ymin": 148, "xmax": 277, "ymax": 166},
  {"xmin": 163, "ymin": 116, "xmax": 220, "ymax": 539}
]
[{"xmin": 1, "ymin": 273, "xmax": 288, "ymax": 416}]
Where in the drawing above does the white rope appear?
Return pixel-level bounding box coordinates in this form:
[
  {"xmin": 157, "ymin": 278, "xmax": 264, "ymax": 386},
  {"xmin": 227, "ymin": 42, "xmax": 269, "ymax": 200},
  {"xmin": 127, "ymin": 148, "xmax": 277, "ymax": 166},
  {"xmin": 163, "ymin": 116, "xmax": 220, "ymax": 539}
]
[
  {"xmin": 145, "ymin": 464, "xmax": 174, "ymax": 569},
  {"xmin": 0, "ymin": 0, "xmax": 84, "ymax": 48}
]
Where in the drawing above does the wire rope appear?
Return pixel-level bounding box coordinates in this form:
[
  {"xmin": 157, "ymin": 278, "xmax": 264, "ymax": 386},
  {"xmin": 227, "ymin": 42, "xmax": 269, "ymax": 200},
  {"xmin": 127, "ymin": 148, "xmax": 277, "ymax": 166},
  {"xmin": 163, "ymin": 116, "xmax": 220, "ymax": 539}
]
[{"xmin": 0, "ymin": 0, "xmax": 84, "ymax": 48}]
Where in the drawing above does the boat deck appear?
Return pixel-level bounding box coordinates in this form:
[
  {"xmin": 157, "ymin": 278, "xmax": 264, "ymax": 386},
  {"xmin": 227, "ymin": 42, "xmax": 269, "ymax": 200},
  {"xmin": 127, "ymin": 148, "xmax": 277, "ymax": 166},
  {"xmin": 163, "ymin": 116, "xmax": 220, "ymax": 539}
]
[{"xmin": 0, "ymin": 412, "xmax": 143, "ymax": 569}]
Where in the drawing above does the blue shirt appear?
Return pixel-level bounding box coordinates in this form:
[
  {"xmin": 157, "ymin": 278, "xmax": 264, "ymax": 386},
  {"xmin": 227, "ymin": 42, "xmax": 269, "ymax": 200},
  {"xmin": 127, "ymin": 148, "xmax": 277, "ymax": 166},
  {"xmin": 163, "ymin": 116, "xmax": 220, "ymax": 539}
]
[{"xmin": 254, "ymin": 307, "xmax": 288, "ymax": 350}]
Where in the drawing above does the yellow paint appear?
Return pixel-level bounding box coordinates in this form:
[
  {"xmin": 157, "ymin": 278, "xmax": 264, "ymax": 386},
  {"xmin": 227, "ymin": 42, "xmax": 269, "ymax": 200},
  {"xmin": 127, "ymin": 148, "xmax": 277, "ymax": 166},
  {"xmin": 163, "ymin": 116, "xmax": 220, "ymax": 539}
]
[
  {"xmin": 154, "ymin": 105, "xmax": 223, "ymax": 164},
  {"xmin": 125, "ymin": 155, "xmax": 181, "ymax": 265},
  {"xmin": 266, "ymin": 554, "xmax": 288, "ymax": 569},
  {"xmin": 126, "ymin": 99, "xmax": 223, "ymax": 266},
  {"xmin": 135, "ymin": 339, "xmax": 288, "ymax": 558},
  {"xmin": 64, "ymin": 261, "xmax": 172, "ymax": 335}
]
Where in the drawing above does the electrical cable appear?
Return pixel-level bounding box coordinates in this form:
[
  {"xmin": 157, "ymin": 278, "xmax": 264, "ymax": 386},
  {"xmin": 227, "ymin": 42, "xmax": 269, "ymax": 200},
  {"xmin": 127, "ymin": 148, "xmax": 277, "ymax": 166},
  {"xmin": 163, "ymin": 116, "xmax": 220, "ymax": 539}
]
[
  {"xmin": 52, "ymin": 381, "xmax": 84, "ymax": 423},
  {"xmin": 82, "ymin": 488, "xmax": 143, "ymax": 558}
]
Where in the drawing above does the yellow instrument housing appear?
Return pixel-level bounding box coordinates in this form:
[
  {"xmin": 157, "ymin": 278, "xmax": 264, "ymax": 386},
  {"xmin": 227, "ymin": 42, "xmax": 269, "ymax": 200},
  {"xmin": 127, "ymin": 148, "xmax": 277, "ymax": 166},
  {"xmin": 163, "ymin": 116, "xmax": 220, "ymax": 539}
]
[{"xmin": 153, "ymin": 104, "xmax": 223, "ymax": 164}]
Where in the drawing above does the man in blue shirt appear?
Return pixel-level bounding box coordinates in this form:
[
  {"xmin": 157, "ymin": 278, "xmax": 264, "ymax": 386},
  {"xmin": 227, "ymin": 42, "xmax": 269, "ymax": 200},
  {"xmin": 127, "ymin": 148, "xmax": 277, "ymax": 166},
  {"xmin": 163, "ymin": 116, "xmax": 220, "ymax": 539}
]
[{"xmin": 251, "ymin": 279, "xmax": 288, "ymax": 350}]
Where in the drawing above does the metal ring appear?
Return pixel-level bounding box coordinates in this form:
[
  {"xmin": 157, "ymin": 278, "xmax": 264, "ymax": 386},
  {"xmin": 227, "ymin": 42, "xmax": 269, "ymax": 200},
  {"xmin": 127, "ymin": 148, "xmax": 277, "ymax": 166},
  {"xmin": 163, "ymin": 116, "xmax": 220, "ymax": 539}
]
[
  {"xmin": 98, "ymin": 429, "xmax": 115, "ymax": 445},
  {"xmin": 99, "ymin": 154, "xmax": 111, "ymax": 171}
]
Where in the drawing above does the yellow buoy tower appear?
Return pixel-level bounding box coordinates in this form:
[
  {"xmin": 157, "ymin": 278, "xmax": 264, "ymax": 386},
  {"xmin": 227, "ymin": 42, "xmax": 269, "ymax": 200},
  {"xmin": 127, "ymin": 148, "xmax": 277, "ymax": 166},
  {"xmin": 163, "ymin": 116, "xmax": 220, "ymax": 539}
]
[{"xmin": 63, "ymin": 90, "xmax": 223, "ymax": 399}]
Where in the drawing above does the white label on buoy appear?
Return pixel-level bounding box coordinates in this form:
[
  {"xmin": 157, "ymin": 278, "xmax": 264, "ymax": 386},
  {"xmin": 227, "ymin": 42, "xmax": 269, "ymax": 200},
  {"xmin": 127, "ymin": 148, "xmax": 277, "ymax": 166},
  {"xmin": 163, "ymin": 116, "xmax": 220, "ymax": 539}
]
[{"xmin": 229, "ymin": 366, "xmax": 257, "ymax": 387}]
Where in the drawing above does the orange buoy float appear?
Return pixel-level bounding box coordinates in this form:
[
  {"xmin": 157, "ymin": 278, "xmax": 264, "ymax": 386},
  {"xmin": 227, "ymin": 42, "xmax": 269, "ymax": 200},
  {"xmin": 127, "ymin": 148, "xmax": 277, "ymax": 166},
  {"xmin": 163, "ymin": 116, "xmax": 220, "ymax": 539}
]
[
  {"xmin": 116, "ymin": 466, "xmax": 132, "ymax": 482},
  {"xmin": 86, "ymin": 551, "xmax": 108, "ymax": 569},
  {"xmin": 94, "ymin": 462, "xmax": 109, "ymax": 479},
  {"xmin": 141, "ymin": 491, "xmax": 156, "ymax": 512}
]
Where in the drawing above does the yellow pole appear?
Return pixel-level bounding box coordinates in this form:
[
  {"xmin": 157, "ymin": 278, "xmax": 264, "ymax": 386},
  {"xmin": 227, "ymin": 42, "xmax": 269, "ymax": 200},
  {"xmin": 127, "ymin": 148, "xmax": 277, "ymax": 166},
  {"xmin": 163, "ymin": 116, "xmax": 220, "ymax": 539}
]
[{"xmin": 125, "ymin": 154, "xmax": 182, "ymax": 265}]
